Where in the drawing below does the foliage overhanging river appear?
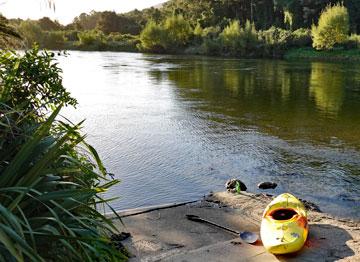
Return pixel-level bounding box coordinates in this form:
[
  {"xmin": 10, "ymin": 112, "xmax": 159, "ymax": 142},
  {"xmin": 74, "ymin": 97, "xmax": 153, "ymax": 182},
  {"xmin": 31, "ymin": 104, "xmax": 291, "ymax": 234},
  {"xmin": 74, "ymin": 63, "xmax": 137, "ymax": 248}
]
[{"xmin": 59, "ymin": 51, "xmax": 360, "ymax": 219}]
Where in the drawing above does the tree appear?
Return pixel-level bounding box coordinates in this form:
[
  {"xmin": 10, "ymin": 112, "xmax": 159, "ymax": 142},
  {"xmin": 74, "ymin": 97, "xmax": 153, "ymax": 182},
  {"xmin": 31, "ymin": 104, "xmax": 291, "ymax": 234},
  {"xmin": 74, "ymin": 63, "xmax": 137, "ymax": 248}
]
[
  {"xmin": 96, "ymin": 11, "xmax": 119, "ymax": 34},
  {"xmin": 220, "ymin": 20, "xmax": 242, "ymax": 54},
  {"xmin": 163, "ymin": 14, "xmax": 192, "ymax": 47},
  {"xmin": 78, "ymin": 30, "xmax": 105, "ymax": 47},
  {"xmin": 71, "ymin": 11, "xmax": 101, "ymax": 30},
  {"xmin": 37, "ymin": 17, "xmax": 62, "ymax": 31},
  {"xmin": 344, "ymin": 0, "xmax": 360, "ymax": 33},
  {"xmin": 96, "ymin": 11, "xmax": 141, "ymax": 35},
  {"xmin": 139, "ymin": 20, "xmax": 166, "ymax": 52},
  {"xmin": 312, "ymin": 4, "xmax": 350, "ymax": 50},
  {"xmin": 42, "ymin": 31, "xmax": 65, "ymax": 49},
  {"xmin": 220, "ymin": 19, "xmax": 258, "ymax": 56},
  {"xmin": 17, "ymin": 20, "xmax": 44, "ymax": 48}
]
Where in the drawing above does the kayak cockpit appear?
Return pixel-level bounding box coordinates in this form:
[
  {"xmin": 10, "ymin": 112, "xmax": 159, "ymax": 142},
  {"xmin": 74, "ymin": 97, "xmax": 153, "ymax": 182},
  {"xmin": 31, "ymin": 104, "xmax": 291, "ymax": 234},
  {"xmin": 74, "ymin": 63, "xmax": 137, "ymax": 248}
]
[{"xmin": 269, "ymin": 208, "xmax": 298, "ymax": 221}]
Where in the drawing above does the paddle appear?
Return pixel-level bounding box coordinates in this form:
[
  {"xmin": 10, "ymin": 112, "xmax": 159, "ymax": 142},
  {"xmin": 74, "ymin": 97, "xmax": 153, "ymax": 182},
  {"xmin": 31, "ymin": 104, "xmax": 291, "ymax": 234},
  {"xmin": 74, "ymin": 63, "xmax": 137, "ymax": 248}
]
[{"xmin": 186, "ymin": 214, "xmax": 258, "ymax": 244}]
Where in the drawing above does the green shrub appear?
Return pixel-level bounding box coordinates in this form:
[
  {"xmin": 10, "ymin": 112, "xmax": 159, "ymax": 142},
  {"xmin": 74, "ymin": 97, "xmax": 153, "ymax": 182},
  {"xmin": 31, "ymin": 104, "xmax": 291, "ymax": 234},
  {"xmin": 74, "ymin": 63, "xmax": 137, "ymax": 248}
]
[
  {"xmin": 78, "ymin": 30, "xmax": 106, "ymax": 49},
  {"xmin": 200, "ymin": 38, "xmax": 222, "ymax": 55},
  {"xmin": 291, "ymin": 28, "xmax": 312, "ymax": 47},
  {"xmin": 240, "ymin": 20, "xmax": 259, "ymax": 55},
  {"xmin": 163, "ymin": 14, "xmax": 192, "ymax": 48},
  {"xmin": 0, "ymin": 47, "xmax": 76, "ymax": 120},
  {"xmin": 258, "ymin": 27, "xmax": 292, "ymax": 56},
  {"xmin": 259, "ymin": 26, "xmax": 291, "ymax": 46},
  {"xmin": 347, "ymin": 34, "xmax": 360, "ymax": 48},
  {"xmin": 17, "ymin": 20, "xmax": 43, "ymax": 48},
  {"xmin": 312, "ymin": 4, "xmax": 350, "ymax": 50},
  {"xmin": 220, "ymin": 20, "xmax": 242, "ymax": 55},
  {"xmin": 193, "ymin": 23, "xmax": 203, "ymax": 44},
  {"xmin": 220, "ymin": 20, "xmax": 259, "ymax": 56},
  {"xmin": 42, "ymin": 31, "xmax": 66, "ymax": 49},
  {"xmin": 107, "ymin": 33, "xmax": 140, "ymax": 51},
  {"xmin": 64, "ymin": 30, "xmax": 80, "ymax": 42},
  {"xmin": 202, "ymin": 26, "xmax": 221, "ymax": 39},
  {"xmin": 139, "ymin": 20, "xmax": 166, "ymax": 52},
  {"xmin": 0, "ymin": 48, "xmax": 126, "ymax": 261}
]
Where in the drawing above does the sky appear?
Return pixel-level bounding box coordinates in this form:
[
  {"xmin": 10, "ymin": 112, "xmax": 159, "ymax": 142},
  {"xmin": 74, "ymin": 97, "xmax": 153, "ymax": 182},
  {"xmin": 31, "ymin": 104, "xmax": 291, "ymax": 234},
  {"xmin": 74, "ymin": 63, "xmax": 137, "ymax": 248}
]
[{"xmin": 0, "ymin": 0, "xmax": 168, "ymax": 25}]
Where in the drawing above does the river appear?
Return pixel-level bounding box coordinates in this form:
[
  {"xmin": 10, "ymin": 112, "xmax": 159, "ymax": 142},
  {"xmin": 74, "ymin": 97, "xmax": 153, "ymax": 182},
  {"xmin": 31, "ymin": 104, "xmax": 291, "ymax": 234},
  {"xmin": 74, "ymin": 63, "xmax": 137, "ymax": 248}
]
[{"xmin": 58, "ymin": 51, "xmax": 360, "ymax": 218}]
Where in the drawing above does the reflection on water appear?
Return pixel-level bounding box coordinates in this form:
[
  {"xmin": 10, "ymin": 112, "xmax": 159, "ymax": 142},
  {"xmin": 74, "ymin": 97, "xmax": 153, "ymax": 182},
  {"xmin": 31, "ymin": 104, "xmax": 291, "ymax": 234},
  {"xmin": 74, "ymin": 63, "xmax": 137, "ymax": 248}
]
[
  {"xmin": 58, "ymin": 52, "xmax": 360, "ymax": 218},
  {"xmin": 310, "ymin": 62, "xmax": 344, "ymax": 116}
]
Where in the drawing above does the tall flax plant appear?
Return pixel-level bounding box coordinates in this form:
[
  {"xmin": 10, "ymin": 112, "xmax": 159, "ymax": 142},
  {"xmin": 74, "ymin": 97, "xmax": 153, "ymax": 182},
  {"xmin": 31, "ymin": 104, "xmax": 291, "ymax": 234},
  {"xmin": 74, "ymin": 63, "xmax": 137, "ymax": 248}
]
[{"xmin": 0, "ymin": 48, "xmax": 126, "ymax": 261}]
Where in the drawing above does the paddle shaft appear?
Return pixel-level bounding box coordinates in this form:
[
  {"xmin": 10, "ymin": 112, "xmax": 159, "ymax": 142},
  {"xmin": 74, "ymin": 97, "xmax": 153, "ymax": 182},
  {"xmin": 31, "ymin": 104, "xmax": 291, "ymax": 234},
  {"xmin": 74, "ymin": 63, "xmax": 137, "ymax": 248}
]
[{"xmin": 186, "ymin": 215, "xmax": 240, "ymax": 235}]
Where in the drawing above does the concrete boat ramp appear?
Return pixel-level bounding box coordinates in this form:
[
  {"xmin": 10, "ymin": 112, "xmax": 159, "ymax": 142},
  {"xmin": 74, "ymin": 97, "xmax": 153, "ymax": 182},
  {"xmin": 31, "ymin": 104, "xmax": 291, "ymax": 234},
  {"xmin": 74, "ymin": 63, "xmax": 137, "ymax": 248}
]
[{"xmin": 111, "ymin": 192, "xmax": 360, "ymax": 261}]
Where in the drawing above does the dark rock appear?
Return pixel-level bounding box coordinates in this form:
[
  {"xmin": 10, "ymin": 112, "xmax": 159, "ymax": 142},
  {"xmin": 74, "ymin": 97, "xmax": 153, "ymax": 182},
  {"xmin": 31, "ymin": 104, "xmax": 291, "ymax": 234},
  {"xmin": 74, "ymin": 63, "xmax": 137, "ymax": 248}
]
[
  {"xmin": 281, "ymin": 173, "xmax": 301, "ymax": 177},
  {"xmin": 299, "ymin": 199, "xmax": 322, "ymax": 212},
  {"xmin": 258, "ymin": 182, "xmax": 277, "ymax": 190},
  {"xmin": 225, "ymin": 179, "xmax": 247, "ymax": 192},
  {"xmin": 111, "ymin": 232, "xmax": 131, "ymax": 242}
]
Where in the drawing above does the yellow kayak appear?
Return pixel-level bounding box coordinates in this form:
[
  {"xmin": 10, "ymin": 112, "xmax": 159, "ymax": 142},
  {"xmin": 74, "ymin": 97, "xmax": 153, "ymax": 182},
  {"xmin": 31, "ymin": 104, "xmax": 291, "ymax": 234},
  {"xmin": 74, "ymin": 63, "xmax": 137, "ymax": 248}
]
[{"xmin": 260, "ymin": 193, "xmax": 308, "ymax": 254}]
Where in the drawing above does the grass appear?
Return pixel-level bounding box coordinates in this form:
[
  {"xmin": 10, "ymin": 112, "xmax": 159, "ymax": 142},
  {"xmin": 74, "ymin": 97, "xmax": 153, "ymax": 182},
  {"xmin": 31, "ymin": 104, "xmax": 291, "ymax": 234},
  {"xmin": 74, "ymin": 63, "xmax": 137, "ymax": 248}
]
[{"xmin": 284, "ymin": 47, "xmax": 360, "ymax": 61}]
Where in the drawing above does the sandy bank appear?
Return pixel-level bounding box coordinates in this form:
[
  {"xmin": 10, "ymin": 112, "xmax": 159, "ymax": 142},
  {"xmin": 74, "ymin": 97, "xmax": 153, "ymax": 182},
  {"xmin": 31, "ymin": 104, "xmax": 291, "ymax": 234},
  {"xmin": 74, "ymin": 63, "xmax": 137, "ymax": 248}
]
[{"xmin": 111, "ymin": 192, "xmax": 359, "ymax": 261}]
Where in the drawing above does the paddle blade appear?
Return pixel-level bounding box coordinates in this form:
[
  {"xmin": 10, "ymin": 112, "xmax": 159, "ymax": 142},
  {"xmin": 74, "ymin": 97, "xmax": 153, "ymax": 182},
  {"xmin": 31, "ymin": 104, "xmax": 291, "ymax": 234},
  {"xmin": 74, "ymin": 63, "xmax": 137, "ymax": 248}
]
[{"xmin": 240, "ymin": 231, "xmax": 258, "ymax": 244}]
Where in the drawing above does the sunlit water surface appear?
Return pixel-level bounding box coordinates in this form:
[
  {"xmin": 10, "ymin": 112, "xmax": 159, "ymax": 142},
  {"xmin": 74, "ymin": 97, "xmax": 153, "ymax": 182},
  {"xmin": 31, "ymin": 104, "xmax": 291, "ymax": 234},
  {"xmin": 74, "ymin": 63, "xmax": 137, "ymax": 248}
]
[{"xmin": 58, "ymin": 52, "xmax": 360, "ymax": 218}]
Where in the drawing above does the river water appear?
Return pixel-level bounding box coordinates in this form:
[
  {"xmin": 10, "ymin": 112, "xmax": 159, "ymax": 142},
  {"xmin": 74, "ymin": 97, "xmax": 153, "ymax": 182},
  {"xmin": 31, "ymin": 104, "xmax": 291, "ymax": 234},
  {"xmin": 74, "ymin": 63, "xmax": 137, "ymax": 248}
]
[{"xmin": 58, "ymin": 51, "xmax": 360, "ymax": 218}]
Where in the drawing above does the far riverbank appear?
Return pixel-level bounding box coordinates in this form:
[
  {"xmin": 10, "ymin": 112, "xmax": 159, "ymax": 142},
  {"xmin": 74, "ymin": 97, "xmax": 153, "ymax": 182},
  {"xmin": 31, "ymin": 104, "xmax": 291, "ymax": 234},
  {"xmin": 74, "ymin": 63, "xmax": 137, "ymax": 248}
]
[{"xmin": 61, "ymin": 43, "xmax": 360, "ymax": 62}]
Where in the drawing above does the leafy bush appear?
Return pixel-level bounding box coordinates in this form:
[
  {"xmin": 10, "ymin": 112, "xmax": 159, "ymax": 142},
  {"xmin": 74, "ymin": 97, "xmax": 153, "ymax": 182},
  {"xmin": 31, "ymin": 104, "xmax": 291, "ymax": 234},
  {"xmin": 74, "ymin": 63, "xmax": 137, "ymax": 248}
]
[
  {"xmin": 220, "ymin": 20, "xmax": 258, "ymax": 56},
  {"xmin": 0, "ymin": 47, "xmax": 76, "ymax": 120},
  {"xmin": 163, "ymin": 14, "xmax": 192, "ymax": 48},
  {"xmin": 312, "ymin": 4, "xmax": 350, "ymax": 50},
  {"xmin": 17, "ymin": 20, "xmax": 43, "ymax": 48},
  {"xmin": 198, "ymin": 38, "xmax": 222, "ymax": 55},
  {"xmin": 139, "ymin": 20, "xmax": 166, "ymax": 52},
  {"xmin": 258, "ymin": 27, "xmax": 292, "ymax": 56},
  {"xmin": 347, "ymin": 34, "xmax": 360, "ymax": 49},
  {"xmin": 0, "ymin": 48, "xmax": 126, "ymax": 261},
  {"xmin": 78, "ymin": 30, "xmax": 106, "ymax": 49},
  {"xmin": 220, "ymin": 20, "xmax": 242, "ymax": 55},
  {"xmin": 41, "ymin": 31, "xmax": 66, "ymax": 49},
  {"xmin": 64, "ymin": 30, "xmax": 80, "ymax": 42},
  {"xmin": 240, "ymin": 20, "xmax": 259, "ymax": 55},
  {"xmin": 201, "ymin": 26, "xmax": 221, "ymax": 39},
  {"xmin": 107, "ymin": 33, "xmax": 139, "ymax": 51}
]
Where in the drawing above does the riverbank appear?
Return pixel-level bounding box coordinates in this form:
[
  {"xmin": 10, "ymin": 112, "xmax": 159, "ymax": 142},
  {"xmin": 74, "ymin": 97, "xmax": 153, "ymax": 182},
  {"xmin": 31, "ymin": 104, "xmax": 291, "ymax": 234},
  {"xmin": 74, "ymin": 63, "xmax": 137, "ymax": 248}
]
[
  {"xmin": 110, "ymin": 192, "xmax": 360, "ymax": 261},
  {"xmin": 59, "ymin": 45, "xmax": 360, "ymax": 62},
  {"xmin": 284, "ymin": 48, "xmax": 360, "ymax": 62}
]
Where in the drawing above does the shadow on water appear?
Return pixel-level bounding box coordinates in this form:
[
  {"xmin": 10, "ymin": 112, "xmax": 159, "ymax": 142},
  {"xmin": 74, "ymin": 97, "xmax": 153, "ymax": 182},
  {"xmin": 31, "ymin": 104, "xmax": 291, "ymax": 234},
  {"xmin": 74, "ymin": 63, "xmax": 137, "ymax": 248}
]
[{"xmin": 278, "ymin": 224, "xmax": 355, "ymax": 261}]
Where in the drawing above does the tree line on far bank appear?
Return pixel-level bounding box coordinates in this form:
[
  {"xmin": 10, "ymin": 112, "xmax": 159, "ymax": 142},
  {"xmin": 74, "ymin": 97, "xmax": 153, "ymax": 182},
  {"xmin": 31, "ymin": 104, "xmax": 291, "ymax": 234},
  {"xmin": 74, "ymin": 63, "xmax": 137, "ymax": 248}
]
[
  {"xmin": 139, "ymin": 3, "xmax": 359, "ymax": 58},
  {"xmin": 1, "ymin": 1, "xmax": 360, "ymax": 58}
]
